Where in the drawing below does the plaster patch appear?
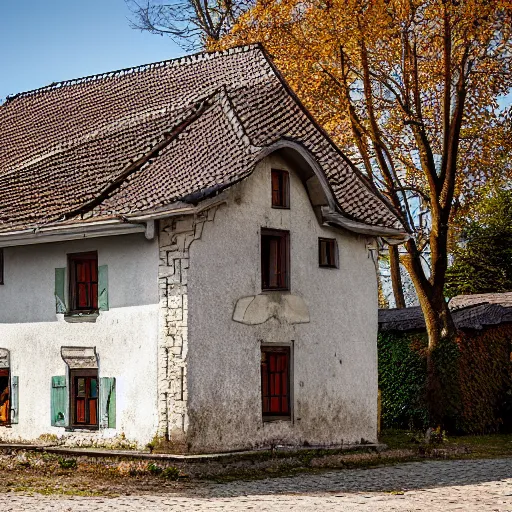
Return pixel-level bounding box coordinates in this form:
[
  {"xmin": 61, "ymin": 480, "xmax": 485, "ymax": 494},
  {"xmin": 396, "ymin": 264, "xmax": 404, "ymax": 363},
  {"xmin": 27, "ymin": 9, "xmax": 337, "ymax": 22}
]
[{"xmin": 232, "ymin": 294, "xmax": 310, "ymax": 325}]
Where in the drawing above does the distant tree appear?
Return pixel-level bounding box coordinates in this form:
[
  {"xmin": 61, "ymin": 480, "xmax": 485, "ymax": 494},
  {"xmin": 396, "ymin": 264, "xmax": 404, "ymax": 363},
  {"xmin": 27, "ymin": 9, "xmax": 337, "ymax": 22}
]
[
  {"xmin": 446, "ymin": 189, "xmax": 512, "ymax": 297},
  {"xmin": 125, "ymin": 0, "xmax": 249, "ymax": 50}
]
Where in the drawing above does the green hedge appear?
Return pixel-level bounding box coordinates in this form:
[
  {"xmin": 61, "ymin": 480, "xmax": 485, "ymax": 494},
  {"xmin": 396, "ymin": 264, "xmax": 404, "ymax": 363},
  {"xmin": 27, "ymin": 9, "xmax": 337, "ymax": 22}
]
[
  {"xmin": 378, "ymin": 332, "xmax": 429, "ymax": 430},
  {"xmin": 378, "ymin": 326, "xmax": 512, "ymax": 433}
]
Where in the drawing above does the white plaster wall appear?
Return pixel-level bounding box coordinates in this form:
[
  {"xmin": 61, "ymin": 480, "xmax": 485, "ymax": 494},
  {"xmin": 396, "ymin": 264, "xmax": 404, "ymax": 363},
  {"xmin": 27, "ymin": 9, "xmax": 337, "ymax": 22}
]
[
  {"xmin": 187, "ymin": 155, "xmax": 379, "ymax": 453},
  {"xmin": 0, "ymin": 234, "xmax": 159, "ymax": 447}
]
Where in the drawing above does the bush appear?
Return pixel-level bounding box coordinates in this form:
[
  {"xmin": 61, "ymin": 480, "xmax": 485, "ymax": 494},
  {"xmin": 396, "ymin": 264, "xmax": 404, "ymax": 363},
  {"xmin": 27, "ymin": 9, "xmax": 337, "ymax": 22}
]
[
  {"xmin": 160, "ymin": 466, "xmax": 181, "ymax": 480},
  {"xmin": 147, "ymin": 462, "xmax": 163, "ymax": 475},
  {"xmin": 58, "ymin": 457, "xmax": 77, "ymax": 470},
  {"xmin": 378, "ymin": 325, "xmax": 512, "ymax": 434},
  {"xmin": 378, "ymin": 332, "xmax": 429, "ymax": 430}
]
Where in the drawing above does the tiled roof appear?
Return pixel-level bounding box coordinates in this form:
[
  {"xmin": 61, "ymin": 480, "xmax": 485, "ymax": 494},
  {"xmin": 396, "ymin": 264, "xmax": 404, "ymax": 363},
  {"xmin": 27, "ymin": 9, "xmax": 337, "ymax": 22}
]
[
  {"xmin": 379, "ymin": 292, "xmax": 512, "ymax": 332},
  {"xmin": 0, "ymin": 44, "xmax": 406, "ymax": 235}
]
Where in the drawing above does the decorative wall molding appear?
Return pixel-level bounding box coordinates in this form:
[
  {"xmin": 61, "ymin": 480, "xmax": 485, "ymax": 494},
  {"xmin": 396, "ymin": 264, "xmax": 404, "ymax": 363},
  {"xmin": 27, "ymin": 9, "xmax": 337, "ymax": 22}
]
[{"xmin": 157, "ymin": 207, "xmax": 218, "ymax": 449}]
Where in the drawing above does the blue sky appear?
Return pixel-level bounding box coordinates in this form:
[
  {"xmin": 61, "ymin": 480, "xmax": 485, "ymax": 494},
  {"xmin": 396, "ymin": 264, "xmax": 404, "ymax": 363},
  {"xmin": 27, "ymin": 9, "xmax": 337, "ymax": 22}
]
[
  {"xmin": 0, "ymin": 0, "xmax": 183, "ymax": 101},
  {"xmin": 1, "ymin": 2, "xmax": 510, "ymax": 109}
]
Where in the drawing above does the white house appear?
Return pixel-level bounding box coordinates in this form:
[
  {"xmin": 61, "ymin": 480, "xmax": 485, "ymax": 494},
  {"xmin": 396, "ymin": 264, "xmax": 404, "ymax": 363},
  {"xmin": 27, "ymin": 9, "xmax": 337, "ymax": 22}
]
[{"xmin": 0, "ymin": 44, "xmax": 407, "ymax": 453}]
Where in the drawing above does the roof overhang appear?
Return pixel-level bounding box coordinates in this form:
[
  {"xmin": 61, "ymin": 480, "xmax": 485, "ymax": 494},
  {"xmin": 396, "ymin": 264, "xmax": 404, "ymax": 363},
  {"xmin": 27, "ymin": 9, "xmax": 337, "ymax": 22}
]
[
  {"xmin": 0, "ymin": 140, "xmax": 409, "ymax": 247},
  {"xmin": 255, "ymin": 140, "xmax": 409, "ymax": 242},
  {"xmin": 0, "ymin": 219, "xmax": 146, "ymax": 248}
]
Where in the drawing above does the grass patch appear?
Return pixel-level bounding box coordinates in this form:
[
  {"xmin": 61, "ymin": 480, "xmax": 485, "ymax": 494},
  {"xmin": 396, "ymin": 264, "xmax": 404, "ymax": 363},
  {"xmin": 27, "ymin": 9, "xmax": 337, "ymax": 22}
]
[{"xmin": 381, "ymin": 429, "xmax": 512, "ymax": 458}]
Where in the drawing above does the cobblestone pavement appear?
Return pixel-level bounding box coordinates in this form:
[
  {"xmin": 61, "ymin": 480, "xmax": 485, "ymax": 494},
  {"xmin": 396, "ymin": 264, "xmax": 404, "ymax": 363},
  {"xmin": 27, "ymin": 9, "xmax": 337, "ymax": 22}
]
[{"xmin": 1, "ymin": 458, "xmax": 511, "ymax": 511}]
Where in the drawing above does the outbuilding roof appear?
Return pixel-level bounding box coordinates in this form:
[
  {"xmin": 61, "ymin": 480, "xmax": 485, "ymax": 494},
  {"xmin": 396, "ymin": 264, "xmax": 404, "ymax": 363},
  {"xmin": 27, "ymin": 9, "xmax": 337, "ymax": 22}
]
[
  {"xmin": 379, "ymin": 292, "xmax": 512, "ymax": 332},
  {"xmin": 0, "ymin": 44, "xmax": 406, "ymax": 238}
]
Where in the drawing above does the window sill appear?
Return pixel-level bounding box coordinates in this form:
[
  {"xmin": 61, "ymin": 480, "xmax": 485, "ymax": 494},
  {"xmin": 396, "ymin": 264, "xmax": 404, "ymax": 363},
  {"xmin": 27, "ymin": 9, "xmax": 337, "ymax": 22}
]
[
  {"xmin": 64, "ymin": 312, "xmax": 99, "ymax": 323},
  {"xmin": 263, "ymin": 416, "xmax": 292, "ymax": 423},
  {"xmin": 65, "ymin": 427, "xmax": 99, "ymax": 432}
]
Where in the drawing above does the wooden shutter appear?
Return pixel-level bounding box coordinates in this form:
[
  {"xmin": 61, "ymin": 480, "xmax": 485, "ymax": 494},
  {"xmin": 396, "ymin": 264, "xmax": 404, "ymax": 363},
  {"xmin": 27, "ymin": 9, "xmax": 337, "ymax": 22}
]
[
  {"xmin": 55, "ymin": 268, "xmax": 66, "ymax": 313},
  {"xmin": 99, "ymin": 377, "xmax": 116, "ymax": 429},
  {"xmin": 261, "ymin": 347, "xmax": 290, "ymax": 417},
  {"xmin": 10, "ymin": 376, "xmax": 19, "ymax": 424},
  {"xmin": 98, "ymin": 265, "xmax": 109, "ymax": 311},
  {"xmin": 51, "ymin": 376, "xmax": 67, "ymax": 427}
]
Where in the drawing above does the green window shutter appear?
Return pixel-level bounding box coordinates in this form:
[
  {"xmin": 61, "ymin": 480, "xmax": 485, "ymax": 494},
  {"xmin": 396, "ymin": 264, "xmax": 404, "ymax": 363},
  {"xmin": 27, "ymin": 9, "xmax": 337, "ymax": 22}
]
[
  {"xmin": 98, "ymin": 265, "xmax": 109, "ymax": 311},
  {"xmin": 100, "ymin": 377, "xmax": 116, "ymax": 429},
  {"xmin": 51, "ymin": 376, "xmax": 67, "ymax": 427},
  {"xmin": 55, "ymin": 268, "xmax": 66, "ymax": 313},
  {"xmin": 10, "ymin": 376, "xmax": 19, "ymax": 424}
]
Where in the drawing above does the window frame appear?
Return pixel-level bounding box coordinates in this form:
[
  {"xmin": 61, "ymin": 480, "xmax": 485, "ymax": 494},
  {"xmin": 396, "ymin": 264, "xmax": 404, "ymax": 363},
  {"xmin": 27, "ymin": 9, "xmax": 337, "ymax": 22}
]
[
  {"xmin": 69, "ymin": 369, "xmax": 99, "ymax": 430},
  {"xmin": 68, "ymin": 252, "xmax": 99, "ymax": 314},
  {"xmin": 261, "ymin": 229, "xmax": 290, "ymax": 291},
  {"xmin": 261, "ymin": 345, "xmax": 292, "ymax": 421},
  {"xmin": 0, "ymin": 248, "xmax": 4, "ymax": 285},
  {"xmin": 271, "ymin": 169, "xmax": 290, "ymax": 209},
  {"xmin": 318, "ymin": 237, "xmax": 339, "ymax": 268},
  {"xmin": 0, "ymin": 368, "xmax": 10, "ymax": 426}
]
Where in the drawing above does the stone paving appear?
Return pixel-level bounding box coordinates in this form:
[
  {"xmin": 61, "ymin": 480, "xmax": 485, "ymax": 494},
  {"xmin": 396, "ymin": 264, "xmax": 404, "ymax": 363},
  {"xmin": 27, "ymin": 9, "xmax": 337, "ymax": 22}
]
[{"xmin": 1, "ymin": 458, "xmax": 511, "ymax": 511}]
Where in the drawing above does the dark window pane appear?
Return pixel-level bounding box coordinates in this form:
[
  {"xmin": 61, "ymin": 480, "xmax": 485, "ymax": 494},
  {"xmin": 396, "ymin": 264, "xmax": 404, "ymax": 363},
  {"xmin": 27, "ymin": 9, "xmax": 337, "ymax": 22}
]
[
  {"xmin": 90, "ymin": 378, "xmax": 98, "ymax": 399},
  {"xmin": 271, "ymin": 170, "xmax": 290, "ymax": 208},
  {"xmin": 77, "ymin": 378, "xmax": 86, "ymax": 397},
  {"xmin": 261, "ymin": 230, "xmax": 290, "ymax": 290},
  {"xmin": 319, "ymin": 238, "xmax": 337, "ymax": 268}
]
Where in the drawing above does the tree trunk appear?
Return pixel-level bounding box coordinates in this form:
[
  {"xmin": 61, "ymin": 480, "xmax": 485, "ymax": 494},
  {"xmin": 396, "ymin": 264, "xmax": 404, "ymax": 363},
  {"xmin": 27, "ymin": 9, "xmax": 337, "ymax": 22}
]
[
  {"xmin": 402, "ymin": 240, "xmax": 457, "ymax": 427},
  {"xmin": 389, "ymin": 245, "xmax": 406, "ymax": 308}
]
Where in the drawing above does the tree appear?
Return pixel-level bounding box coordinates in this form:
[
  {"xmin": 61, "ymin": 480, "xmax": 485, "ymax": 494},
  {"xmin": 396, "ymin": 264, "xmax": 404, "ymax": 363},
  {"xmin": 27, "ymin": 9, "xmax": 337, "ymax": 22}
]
[
  {"xmin": 446, "ymin": 188, "xmax": 512, "ymax": 297},
  {"xmin": 213, "ymin": 0, "xmax": 512, "ymax": 422},
  {"xmin": 125, "ymin": 0, "xmax": 250, "ymax": 50}
]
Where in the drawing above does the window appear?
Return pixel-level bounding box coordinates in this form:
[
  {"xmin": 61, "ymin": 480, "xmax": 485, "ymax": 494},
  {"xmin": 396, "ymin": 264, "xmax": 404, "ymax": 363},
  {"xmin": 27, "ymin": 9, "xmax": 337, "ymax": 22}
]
[
  {"xmin": 70, "ymin": 370, "xmax": 98, "ymax": 428},
  {"xmin": 68, "ymin": 252, "xmax": 98, "ymax": 312},
  {"xmin": 0, "ymin": 369, "xmax": 10, "ymax": 425},
  {"xmin": 261, "ymin": 229, "xmax": 290, "ymax": 290},
  {"xmin": 0, "ymin": 249, "xmax": 4, "ymax": 285},
  {"xmin": 261, "ymin": 346, "xmax": 291, "ymax": 419},
  {"xmin": 271, "ymin": 169, "xmax": 290, "ymax": 209},
  {"xmin": 319, "ymin": 238, "xmax": 338, "ymax": 268}
]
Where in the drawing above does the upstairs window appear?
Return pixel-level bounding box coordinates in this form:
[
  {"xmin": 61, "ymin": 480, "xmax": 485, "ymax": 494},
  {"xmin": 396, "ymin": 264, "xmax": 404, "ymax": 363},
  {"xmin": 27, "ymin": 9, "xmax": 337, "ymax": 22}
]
[
  {"xmin": 261, "ymin": 346, "xmax": 291, "ymax": 419},
  {"xmin": 70, "ymin": 369, "xmax": 98, "ymax": 429},
  {"xmin": 261, "ymin": 229, "xmax": 290, "ymax": 291},
  {"xmin": 68, "ymin": 252, "xmax": 98, "ymax": 313},
  {"xmin": 271, "ymin": 169, "xmax": 290, "ymax": 209},
  {"xmin": 319, "ymin": 238, "xmax": 338, "ymax": 268}
]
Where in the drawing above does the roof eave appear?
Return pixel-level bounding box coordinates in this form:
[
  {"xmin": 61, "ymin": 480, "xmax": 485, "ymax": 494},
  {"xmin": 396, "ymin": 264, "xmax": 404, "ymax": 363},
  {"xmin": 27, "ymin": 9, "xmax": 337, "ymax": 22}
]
[
  {"xmin": 0, "ymin": 219, "xmax": 146, "ymax": 248},
  {"xmin": 321, "ymin": 207, "xmax": 410, "ymax": 241}
]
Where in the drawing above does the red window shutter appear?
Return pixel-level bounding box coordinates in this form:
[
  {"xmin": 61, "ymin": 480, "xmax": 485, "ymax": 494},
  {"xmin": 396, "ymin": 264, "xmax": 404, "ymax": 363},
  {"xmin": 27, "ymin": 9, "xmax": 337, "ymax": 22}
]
[
  {"xmin": 76, "ymin": 399, "xmax": 86, "ymax": 423},
  {"xmin": 69, "ymin": 253, "xmax": 99, "ymax": 311},
  {"xmin": 261, "ymin": 348, "xmax": 291, "ymax": 417},
  {"xmin": 89, "ymin": 399, "xmax": 97, "ymax": 425}
]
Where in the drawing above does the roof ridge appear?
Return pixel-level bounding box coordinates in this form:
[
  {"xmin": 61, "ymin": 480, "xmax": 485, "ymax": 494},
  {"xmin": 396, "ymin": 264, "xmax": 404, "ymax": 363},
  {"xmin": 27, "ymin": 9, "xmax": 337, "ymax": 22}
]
[{"xmin": 4, "ymin": 43, "xmax": 263, "ymax": 105}]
